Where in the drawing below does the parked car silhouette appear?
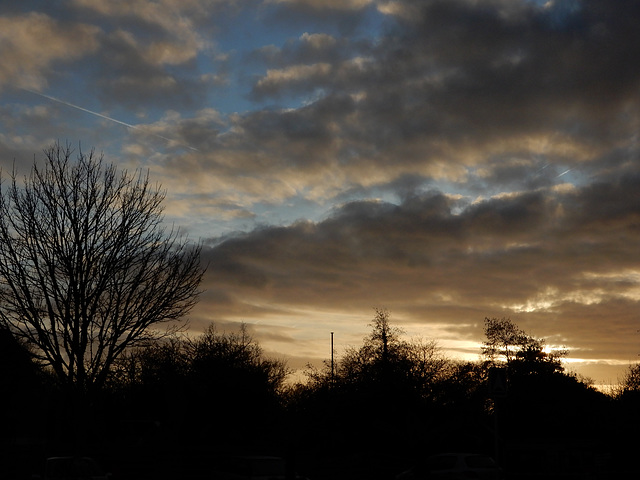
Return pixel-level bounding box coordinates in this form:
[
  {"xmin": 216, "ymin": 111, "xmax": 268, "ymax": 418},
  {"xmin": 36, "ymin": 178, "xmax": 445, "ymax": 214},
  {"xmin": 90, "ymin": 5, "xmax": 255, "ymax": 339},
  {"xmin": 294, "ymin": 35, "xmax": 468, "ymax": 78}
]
[{"xmin": 395, "ymin": 453, "xmax": 503, "ymax": 480}]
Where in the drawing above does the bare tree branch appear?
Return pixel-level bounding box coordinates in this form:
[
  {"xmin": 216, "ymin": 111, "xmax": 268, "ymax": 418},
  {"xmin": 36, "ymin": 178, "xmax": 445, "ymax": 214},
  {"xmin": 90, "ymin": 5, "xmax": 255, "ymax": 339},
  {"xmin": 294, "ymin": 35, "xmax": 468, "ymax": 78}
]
[{"xmin": 0, "ymin": 142, "xmax": 205, "ymax": 394}]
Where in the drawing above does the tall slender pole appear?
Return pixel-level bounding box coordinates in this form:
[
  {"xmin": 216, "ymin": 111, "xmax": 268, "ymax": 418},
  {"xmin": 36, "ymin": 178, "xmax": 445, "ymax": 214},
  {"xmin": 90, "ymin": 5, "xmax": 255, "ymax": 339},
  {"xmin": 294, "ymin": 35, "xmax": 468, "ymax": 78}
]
[{"xmin": 331, "ymin": 332, "xmax": 334, "ymax": 384}]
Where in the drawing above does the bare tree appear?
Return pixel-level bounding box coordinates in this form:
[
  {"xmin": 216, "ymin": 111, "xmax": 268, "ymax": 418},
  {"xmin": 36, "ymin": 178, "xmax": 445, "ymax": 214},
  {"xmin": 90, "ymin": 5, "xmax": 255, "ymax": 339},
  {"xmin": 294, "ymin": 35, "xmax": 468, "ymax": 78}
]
[
  {"xmin": 365, "ymin": 307, "xmax": 405, "ymax": 363},
  {"xmin": 0, "ymin": 142, "xmax": 204, "ymax": 395}
]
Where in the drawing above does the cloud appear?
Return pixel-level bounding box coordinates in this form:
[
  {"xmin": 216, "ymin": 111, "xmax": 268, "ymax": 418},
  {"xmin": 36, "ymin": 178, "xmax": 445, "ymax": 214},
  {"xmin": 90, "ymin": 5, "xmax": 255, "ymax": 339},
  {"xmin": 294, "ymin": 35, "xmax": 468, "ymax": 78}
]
[
  {"xmin": 71, "ymin": 0, "xmax": 223, "ymax": 39},
  {"xmin": 12, "ymin": 0, "xmax": 638, "ymax": 208},
  {"xmin": 8, "ymin": 0, "xmax": 637, "ymax": 229},
  {"xmin": 250, "ymin": 32, "xmax": 348, "ymax": 67},
  {"xmin": 252, "ymin": 63, "xmax": 333, "ymax": 99},
  {"xmin": 243, "ymin": 0, "xmax": 640, "ymax": 185},
  {"xmin": 197, "ymin": 175, "xmax": 640, "ymax": 365},
  {"xmin": 72, "ymin": 0, "xmax": 210, "ymax": 65},
  {"xmin": 0, "ymin": 12, "xmax": 100, "ymax": 91},
  {"xmin": 267, "ymin": 0, "xmax": 373, "ymax": 10},
  {"xmin": 61, "ymin": 0, "xmax": 234, "ymax": 112},
  {"xmin": 3, "ymin": 0, "xmax": 640, "ymax": 384}
]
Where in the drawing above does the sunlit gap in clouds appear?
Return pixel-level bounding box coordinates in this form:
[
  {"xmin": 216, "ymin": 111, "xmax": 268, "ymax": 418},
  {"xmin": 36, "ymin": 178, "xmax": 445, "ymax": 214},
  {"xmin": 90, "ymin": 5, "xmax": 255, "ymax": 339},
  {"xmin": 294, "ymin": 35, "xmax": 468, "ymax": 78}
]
[
  {"xmin": 398, "ymin": 319, "xmax": 484, "ymax": 362},
  {"xmin": 503, "ymin": 271, "xmax": 640, "ymax": 315},
  {"xmin": 505, "ymin": 286, "xmax": 559, "ymax": 314},
  {"xmin": 581, "ymin": 270, "xmax": 640, "ymax": 302}
]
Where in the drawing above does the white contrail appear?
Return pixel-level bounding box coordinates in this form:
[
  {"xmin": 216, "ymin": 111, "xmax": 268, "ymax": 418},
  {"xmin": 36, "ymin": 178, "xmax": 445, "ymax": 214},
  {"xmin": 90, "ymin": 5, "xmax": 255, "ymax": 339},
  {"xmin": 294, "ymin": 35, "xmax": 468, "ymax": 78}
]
[
  {"xmin": 533, "ymin": 162, "xmax": 550, "ymax": 177},
  {"xmin": 21, "ymin": 88, "xmax": 199, "ymax": 152},
  {"xmin": 556, "ymin": 168, "xmax": 573, "ymax": 178}
]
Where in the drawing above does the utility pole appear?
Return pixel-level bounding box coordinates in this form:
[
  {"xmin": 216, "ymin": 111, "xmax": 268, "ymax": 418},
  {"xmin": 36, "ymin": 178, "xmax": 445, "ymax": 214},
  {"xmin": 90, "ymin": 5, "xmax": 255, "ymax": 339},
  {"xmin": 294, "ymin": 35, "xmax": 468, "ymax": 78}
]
[{"xmin": 330, "ymin": 332, "xmax": 334, "ymax": 384}]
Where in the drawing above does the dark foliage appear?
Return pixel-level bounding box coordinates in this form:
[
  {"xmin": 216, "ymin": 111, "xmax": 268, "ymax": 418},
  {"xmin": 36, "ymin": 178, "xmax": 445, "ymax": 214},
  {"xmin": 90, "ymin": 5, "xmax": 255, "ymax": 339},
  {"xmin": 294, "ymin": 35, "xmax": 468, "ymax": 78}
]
[
  {"xmin": 0, "ymin": 326, "xmax": 51, "ymax": 438},
  {"xmin": 285, "ymin": 310, "xmax": 491, "ymax": 472},
  {"xmin": 105, "ymin": 323, "xmax": 289, "ymax": 450}
]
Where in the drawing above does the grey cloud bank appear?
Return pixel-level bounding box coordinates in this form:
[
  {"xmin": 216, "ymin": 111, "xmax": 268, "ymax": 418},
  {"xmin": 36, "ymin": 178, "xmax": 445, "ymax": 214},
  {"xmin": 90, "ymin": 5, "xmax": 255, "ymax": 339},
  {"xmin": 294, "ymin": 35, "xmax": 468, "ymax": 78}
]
[{"xmin": 201, "ymin": 178, "xmax": 640, "ymax": 370}]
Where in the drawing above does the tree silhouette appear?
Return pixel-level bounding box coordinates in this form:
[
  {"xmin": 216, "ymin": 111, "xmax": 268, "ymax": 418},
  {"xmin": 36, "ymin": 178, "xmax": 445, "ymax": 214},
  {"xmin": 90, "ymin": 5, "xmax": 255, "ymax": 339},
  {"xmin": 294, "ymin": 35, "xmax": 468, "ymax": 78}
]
[
  {"xmin": 106, "ymin": 323, "xmax": 289, "ymax": 449},
  {"xmin": 185, "ymin": 323, "xmax": 289, "ymax": 445},
  {"xmin": 482, "ymin": 317, "xmax": 529, "ymax": 364},
  {"xmin": 338, "ymin": 308, "xmax": 411, "ymax": 384},
  {"xmin": 287, "ymin": 309, "xmax": 461, "ymax": 466},
  {"xmin": 366, "ymin": 307, "xmax": 403, "ymax": 363},
  {"xmin": 617, "ymin": 363, "xmax": 640, "ymax": 394},
  {"xmin": 186, "ymin": 323, "xmax": 289, "ymax": 396},
  {"xmin": 482, "ymin": 317, "xmax": 566, "ymax": 374},
  {"xmin": 0, "ymin": 142, "xmax": 204, "ymax": 397}
]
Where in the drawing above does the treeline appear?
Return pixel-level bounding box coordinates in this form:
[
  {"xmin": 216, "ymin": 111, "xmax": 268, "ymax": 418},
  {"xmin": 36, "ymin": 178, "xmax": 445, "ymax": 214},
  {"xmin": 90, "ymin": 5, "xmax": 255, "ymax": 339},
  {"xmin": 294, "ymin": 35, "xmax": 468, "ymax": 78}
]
[
  {"xmin": 2, "ymin": 311, "xmax": 640, "ymax": 478},
  {"xmin": 285, "ymin": 312, "xmax": 618, "ymax": 477}
]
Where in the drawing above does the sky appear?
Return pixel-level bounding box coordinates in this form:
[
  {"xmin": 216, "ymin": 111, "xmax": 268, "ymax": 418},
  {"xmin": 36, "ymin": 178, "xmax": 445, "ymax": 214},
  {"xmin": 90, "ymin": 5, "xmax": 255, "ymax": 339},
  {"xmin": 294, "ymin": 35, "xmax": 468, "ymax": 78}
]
[{"xmin": 1, "ymin": 0, "xmax": 640, "ymax": 387}]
